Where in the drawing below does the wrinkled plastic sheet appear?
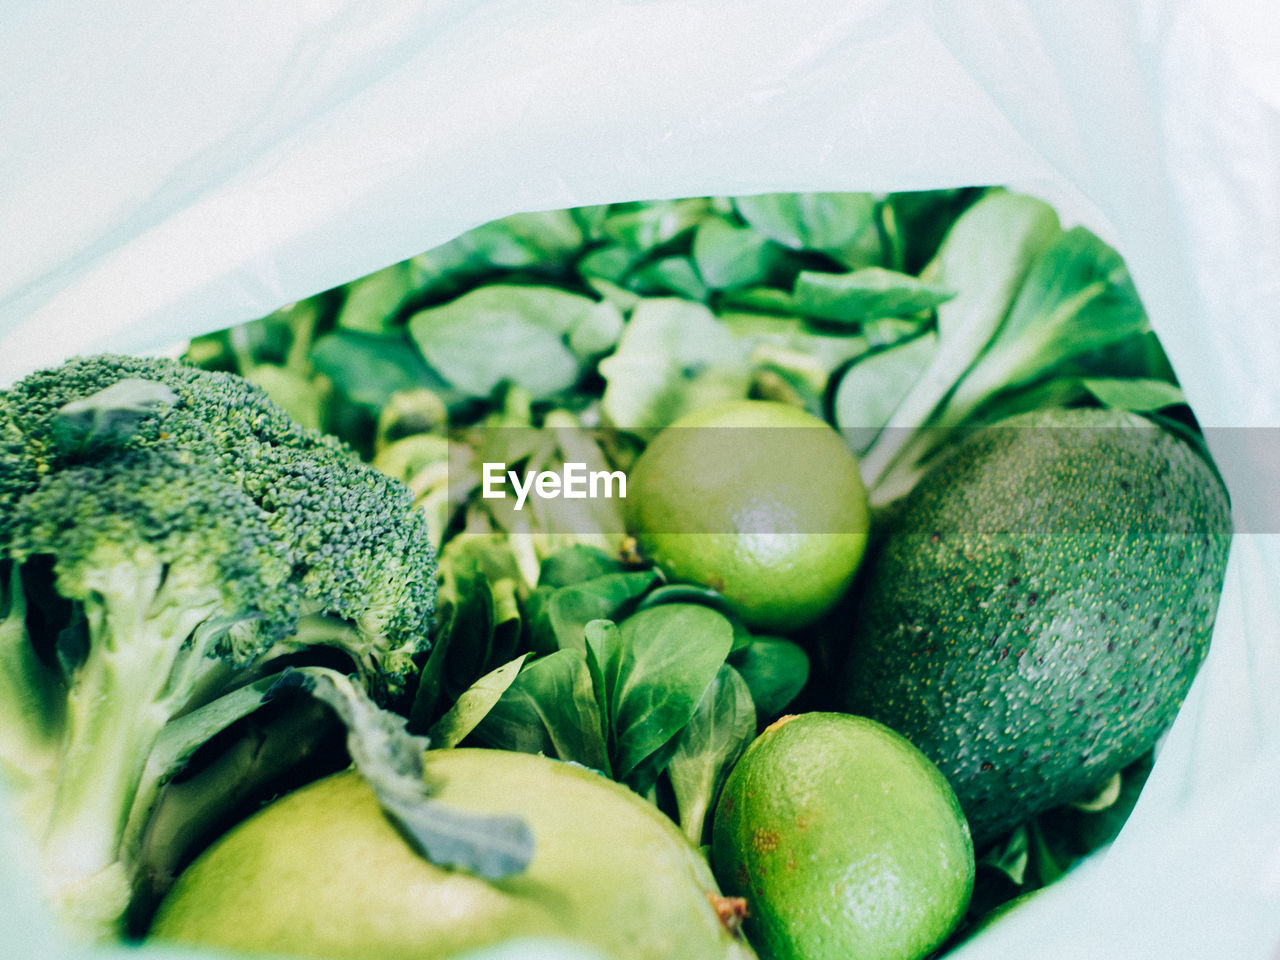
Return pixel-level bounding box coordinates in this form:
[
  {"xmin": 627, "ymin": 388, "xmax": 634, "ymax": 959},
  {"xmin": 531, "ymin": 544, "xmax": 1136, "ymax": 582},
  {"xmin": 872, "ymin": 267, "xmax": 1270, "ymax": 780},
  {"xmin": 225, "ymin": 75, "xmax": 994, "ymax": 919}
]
[{"xmin": 1, "ymin": 2, "xmax": 1278, "ymax": 958}]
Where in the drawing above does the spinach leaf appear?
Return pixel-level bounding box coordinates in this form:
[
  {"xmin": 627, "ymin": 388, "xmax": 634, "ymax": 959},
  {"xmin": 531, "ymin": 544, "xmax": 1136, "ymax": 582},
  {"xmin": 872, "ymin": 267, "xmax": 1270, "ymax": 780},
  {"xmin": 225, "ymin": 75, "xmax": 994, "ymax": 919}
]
[
  {"xmin": 410, "ymin": 537, "xmax": 526, "ymax": 732},
  {"xmin": 140, "ymin": 673, "xmax": 294, "ymax": 807},
  {"xmin": 692, "ymin": 217, "xmax": 779, "ymax": 290},
  {"xmin": 665, "ymin": 663, "xmax": 757, "ymax": 844},
  {"xmin": 628, "ymin": 257, "xmax": 710, "ymax": 301},
  {"xmin": 598, "ymin": 298, "xmax": 750, "ymax": 435},
  {"xmin": 538, "ymin": 545, "xmax": 628, "ymax": 589},
  {"xmin": 475, "ymin": 649, "xmax": 611, "ymax": 775},
  {"xmin": 602, "ymin": 199, "xmax": 712, "ymax": 252},
  {"xmin": 728, "ymin": 637, "xmax": 810, "ymax": 719},
  {"xmin": 887, "ymin": 188, "xmax": 989, "ymax": 274},
  {"xmin": 606, "ymin": 604, "xmax": 734, "ymax": 785},
  {"xmin": 543, "ymin": 570, "xmax": 660, "ymax": 654},
  {"xmin": 717, "ymin": 311, "xmax": 870, "ymax": 414},
  {"xmin": 859, "ymin": 192, "xmax": 1062, "ymax": 502},
  {"xmin": 734, "ymin": 192, "xmax": 876, "ymax": 253},
  {"xmin": 719, "ymin": 287, "xmax": 799, "ymax": 315},
  {"xmin": 427, "ymin": 654, "xmax": 530, "ymax": 750},
  {"xmin": 334, "ymin": 260, "xmax": 419, "ymax": 334},
  {"xmin": 578, "ymin": 244, "xmax": 637, "ymax": 285},
  {"xmin": 833, "ymin": 332, "xmax": 938, "ymax": 455},
  {"xmin": 792, "ymin": 267, "xmax": 954, "ymax": 325},
  {"xmin": 451, "ymin": 209, "xmax": 585, "ymax": 270},
  {"xmin": 1082, "ymin": 377, "xmax": 1185, "ymax": 412},
  {"xmin": 405, "ymin": 208, "xmax": 586, "ymax": 296},
  {"xmin": 312, "ymin": 329, "xmax": 448, "ymax": 411},
  {"xmin": 583, "ymin": 618, "xmax": 623, "ymax": 761},
  {"xmin": 943, "ymin": 226, "xmax": 1150, "ymax": 420},
  {"xmin": 407, "ymin": 286, "xmax": 623, "ymax": 399},
  {"xmin": 633, "ymin": 583, "xmax": 736, "ymax": 619}
]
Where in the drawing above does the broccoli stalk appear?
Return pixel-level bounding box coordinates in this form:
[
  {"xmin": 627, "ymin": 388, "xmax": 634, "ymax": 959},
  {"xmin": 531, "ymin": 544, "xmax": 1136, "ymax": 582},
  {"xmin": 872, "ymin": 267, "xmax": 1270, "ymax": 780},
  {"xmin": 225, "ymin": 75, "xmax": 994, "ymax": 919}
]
[
  {"xmin": 36, "ymin": 542, "xmax": 246, "ymax": 927},
  {"xmin": 0, "ymin": 356, "xmax": 444, "ymax": 939},
  {"xmin": 0, "ymin": 564, "xmax": 62, "ymax": 811}
]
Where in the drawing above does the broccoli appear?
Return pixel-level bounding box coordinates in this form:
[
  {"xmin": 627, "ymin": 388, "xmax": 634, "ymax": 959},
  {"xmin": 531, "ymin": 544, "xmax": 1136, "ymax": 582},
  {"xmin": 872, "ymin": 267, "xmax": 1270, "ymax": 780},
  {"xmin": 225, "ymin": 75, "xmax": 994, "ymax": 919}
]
[{"xmin": 0, "ymin": 354, "xmax": 438, "ymax": 938}]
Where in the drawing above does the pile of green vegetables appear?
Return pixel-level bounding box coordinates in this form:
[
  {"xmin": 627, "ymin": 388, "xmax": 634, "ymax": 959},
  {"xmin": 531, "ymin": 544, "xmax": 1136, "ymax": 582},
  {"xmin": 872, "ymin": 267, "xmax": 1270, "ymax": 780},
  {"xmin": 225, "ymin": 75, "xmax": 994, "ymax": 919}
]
[
  {"xmin": 0, "ymin": 187, "xmax": 1229, "ymax": 957},
  {"xmin": 186, "ymin": 184, "xmax": 1217, "ymax": 903}
]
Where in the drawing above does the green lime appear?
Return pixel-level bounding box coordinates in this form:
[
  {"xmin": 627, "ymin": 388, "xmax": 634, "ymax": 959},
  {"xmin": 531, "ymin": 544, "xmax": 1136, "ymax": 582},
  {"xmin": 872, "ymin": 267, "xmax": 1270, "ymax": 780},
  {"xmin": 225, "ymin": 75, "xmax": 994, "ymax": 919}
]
[
  {"xmin": 625, "ymin": 400, "xmax": 869, "ymax": 633},
  {"xmin": 710, "ymin": 713, "xmax": 974, "ymax": 960},
  {"xmin": 151, "ymin": 750, "xmax": 754, "ymax": 960}
]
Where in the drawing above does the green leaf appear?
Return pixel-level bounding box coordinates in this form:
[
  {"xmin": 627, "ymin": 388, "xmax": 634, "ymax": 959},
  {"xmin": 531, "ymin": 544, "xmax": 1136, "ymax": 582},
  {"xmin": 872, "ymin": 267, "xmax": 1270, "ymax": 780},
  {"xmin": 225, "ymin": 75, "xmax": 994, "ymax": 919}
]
[
  {"xmin": 335, "ymin": 261, "xmax": 417, "ymax": 333},
  {"xmin": 571, "ymin": 203, "xmax": 612, "ymax": 241},
  {"xmin": 583, "ymin": 618, "xmax": 624, "ymax": 761},
  {"xmin": 944, "ymin": 227, "xmax": 1151, "ymax": 424},
  {"xmin": 567, "ymin": 300, "xmax": 626, "ymax": 358},
  {"xmin": 476, "ymin": 649, "xmax": 610, "ymax": 774},
  {"xmin": 545, "ymin": 571, "xmax": 659, "ymax": 654},
  {"xmin": 453, "ymin": 209, "xmax": 586, "ymax": 270},
  {"xmin": 582, "ymin": 276, "xmax": 642, "ymax": 315},
  {"xmin": 279, "ymin": 667, "xmax": 534, "ymax": 880},
  {"xmin": 577, "ymin": 244, "xmax": 638, "ymax": 285},
  {"xmin": 1066, "ymin": 770, "xmax": 1123, "ymax": 813},
  {"xmin": 977, "ymin": 825, "xmax": 1030, "ymax": 887},
  {"xmin": 311, "ymin": 330, "xmax": 448, "ymax": 411},
  {"xmin": 718, "ymin": 286, "xmax": 799, "ymax": 315},
  {"xmin": 792, "ymin": 267, "xmax": 954, "ymax": 324},
  {"xmin": 728, "ymin": 637, "xmax": 810, "ymax": 719},
  {"xmin": 833, "ymin": 332, "xmax": 937, "ymax": 454},
  {"xmin": 633, "ymin": 583, "xmax": 737, "ymax": 620},
  {"xmin": 538, "ymin": 546, "xmax": 628, "ymax": 589},
  {"xmin": 1026, "ymin": 819, "xmax": 1070, "ymax": 887},
  {"xmin": 602, "ymin": 199, "xmax": 712, "ymax": 252},
  {"xmin": 598, "ymin": 298, "xmax": 751, "ymax": 435},
  {"xmin": 434, "ymin": 562, "xmax": 497, "ymax": 694},
  {"xmin": 409, "ymin": 603, "xmax": 461, "ymax": 734},
  {"xmin": 666, "ymin": 664, "xmax": 757, "ymax": 844},
  {"xmin": 965, "ymin": 376, "xmax": 1092, "ymax": 427},
  {"xmin": 608, "ymin": 605, "xmax": 735, "ymax": 783},
  {"xmin": 627, "ymin": 257, "xmax": 709, "ymax": 301},
  {"xmin": 1082, "ymin": 377, "xmax": 1185, "ymax": 412},
  {"xmin": 407, "ymin": 286, "xmax": 623, "ymax": 399},
  {"xmin": 717, "ymin": 312, "xmax": 870, "ymax": 409},
  {"xmin": 623, "ymin": 732, "xmax": 686, "ymax": 798},
  {"xmin": 140, "ymin": 673, "xmax": 289, "ymax": 799},
  {"xmin": 734, "ymin": 192, "xmax": 876, "ymax": 251},
  {"xmin": 1032, "ymin": 752, "xmax": 1155, "ymax": 867},
  {"xmin": 427, "ymin": 654, "xmax": 530, "ymax": 750},
  {"xmin": 859, "ymin": 191, "xmax": 1062, "ymax": 502},
  {"xmin": 691, "ymin": 217, "xmax": 779, "ymax": 290},
  {"xmin": 410, "ymin": 538, "xmax": 526, "ymax": 731},
  {"xmin": 372, "ymin": 433, "xmax": 452, "ymax": 493},
  {"xmin": 887, "ymin": 188, "xmax": 987, "ymax": 274}
]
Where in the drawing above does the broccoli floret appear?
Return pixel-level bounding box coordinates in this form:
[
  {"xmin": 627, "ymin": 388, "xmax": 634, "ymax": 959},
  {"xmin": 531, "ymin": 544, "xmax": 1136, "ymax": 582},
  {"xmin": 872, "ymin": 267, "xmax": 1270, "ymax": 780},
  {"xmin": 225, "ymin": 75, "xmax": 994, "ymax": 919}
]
[
  {"xmin": 247, "ymin": 444, "xmax": 435, "ymax": 695},
  {"xmin": 0, "ymin": 354, "xmax": 437, "ymax": 938}
]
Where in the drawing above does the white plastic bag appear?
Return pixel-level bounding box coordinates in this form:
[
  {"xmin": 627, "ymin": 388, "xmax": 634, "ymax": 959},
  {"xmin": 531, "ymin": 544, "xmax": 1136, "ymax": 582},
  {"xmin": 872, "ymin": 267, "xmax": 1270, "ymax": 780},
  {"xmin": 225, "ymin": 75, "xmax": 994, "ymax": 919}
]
[{"xmin": 2, "ymin": 1, "xmax": 1278, "ymax": 957}]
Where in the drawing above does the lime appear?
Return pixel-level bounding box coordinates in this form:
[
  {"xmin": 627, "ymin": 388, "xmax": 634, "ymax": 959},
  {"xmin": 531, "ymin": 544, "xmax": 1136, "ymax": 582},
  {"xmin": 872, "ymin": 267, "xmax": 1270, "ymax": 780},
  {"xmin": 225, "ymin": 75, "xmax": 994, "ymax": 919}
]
[
  {"xmin": 151, "ymin": 750, "xmax": 754, "ymax": 960},
  {"xmin": 710, "ymin": 713, "xmax": 973, "ymax": 960},
  {"xmin": 625, "ymin": 400, "xmax": 869, "ymax": 633}
]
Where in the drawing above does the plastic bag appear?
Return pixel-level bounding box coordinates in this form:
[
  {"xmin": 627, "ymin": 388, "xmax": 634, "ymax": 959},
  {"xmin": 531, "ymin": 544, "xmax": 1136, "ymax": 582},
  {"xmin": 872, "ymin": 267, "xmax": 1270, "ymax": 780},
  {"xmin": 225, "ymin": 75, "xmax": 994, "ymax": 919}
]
[{"xmin": 2, "ymin": 1, "xmax": 1278, "ymax": 957}]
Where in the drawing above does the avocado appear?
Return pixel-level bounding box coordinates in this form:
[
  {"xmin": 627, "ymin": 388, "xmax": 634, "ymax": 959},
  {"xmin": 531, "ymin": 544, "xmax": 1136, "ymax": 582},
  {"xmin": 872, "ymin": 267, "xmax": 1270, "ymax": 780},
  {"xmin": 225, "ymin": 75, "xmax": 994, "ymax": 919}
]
[{"xmin": 838, "ymin": 406, "xmax": 1231, "ymax": 848}]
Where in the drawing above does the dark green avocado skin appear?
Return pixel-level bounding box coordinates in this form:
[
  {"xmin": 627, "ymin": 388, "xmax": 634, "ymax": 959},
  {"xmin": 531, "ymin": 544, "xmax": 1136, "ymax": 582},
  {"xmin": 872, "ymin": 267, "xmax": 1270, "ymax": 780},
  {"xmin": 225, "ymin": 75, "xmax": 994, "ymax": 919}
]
[{"xmin": 839, "ymin": 407, "xmax": 1232, "ymax": 849}]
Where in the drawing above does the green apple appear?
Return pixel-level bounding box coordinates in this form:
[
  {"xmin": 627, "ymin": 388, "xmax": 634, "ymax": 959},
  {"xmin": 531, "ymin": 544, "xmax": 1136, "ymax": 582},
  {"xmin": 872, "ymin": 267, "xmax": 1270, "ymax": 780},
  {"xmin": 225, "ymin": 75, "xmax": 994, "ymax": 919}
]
[{"xmin": 150, "ymin": 749, "xmax": 754, "ymax": 960}]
